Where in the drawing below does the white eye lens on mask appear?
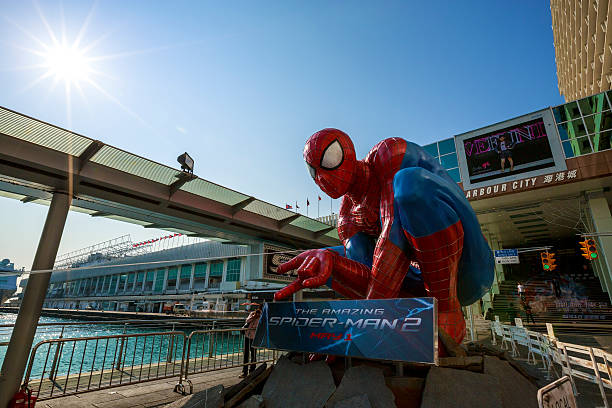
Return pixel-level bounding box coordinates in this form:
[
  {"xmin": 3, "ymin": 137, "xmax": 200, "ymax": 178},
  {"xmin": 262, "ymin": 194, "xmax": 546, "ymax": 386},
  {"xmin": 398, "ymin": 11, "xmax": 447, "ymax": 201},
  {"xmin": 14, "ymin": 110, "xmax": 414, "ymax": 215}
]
[
  {"xmin": 306, "ymin": 163, "xmax": 317, "ymax": 180},
  {"xmin": 320, "ymin": 140, "xmax": 343, "ymax": 170}
]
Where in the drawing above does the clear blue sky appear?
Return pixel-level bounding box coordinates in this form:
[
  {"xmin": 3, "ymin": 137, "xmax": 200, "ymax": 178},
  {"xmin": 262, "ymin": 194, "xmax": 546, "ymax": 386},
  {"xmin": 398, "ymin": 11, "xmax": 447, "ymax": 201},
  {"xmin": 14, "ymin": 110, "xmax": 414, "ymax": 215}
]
[{"xmin": 0, "ymin": 1, "xmax": 564, "ymax": 269}]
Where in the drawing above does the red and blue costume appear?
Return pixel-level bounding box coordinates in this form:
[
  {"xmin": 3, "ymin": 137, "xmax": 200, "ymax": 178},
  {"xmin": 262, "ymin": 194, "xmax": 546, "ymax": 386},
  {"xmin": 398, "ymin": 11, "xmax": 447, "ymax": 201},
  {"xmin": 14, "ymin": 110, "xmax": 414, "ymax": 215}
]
[{"xmin": 275, "ymin": 129, "xmax": 494, "ymax": 343}]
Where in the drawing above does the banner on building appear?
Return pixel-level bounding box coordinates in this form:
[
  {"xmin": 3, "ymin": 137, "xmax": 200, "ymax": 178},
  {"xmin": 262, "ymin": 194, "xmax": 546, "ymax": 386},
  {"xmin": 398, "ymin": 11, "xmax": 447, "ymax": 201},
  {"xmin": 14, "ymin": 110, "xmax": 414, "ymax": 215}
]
[{"xmin": 253, "ymin": 298, "xmax": 438, "ymax": 364}]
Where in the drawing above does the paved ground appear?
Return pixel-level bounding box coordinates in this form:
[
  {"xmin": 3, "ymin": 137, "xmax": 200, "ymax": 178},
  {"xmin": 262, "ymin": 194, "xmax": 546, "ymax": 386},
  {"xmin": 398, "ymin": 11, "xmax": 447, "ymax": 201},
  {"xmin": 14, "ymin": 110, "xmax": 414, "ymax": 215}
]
[{"xmin": 38, "ymin": 367, "xmax": 243, "ymax": 408}]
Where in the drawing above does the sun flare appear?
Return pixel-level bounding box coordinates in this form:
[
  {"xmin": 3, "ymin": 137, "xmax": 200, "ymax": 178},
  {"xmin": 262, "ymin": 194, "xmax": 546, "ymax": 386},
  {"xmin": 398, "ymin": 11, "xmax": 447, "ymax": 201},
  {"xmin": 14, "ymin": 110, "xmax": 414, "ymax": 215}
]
[{"xmin": 43, "ymin": 45, "xmax": 92, "ymax": 84}]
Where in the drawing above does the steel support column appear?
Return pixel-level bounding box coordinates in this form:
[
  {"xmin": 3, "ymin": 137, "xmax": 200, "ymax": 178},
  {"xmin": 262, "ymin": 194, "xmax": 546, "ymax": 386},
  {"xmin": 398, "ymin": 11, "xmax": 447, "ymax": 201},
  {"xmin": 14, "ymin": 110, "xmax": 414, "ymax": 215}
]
[{"xmin": 0, "ymin": 192, "xmax": 71, "ymax": 407}]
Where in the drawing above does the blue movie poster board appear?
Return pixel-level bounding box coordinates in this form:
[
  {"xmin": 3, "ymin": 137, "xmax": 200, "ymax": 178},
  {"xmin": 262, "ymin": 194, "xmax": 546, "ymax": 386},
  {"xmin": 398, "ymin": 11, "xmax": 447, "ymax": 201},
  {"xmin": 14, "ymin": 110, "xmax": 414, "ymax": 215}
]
[{"xmin": 252, "ymin": 298, "xmax": 437, "ymax": 364}]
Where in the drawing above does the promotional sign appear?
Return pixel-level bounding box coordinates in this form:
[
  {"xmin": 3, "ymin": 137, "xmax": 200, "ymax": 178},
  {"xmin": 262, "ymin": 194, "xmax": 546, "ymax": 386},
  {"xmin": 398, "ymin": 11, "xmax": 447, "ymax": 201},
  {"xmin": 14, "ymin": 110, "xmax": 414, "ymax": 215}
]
[
  {"xmin": 455, "ymin": 109, "xmax": 567, "ymax": 190},
  {"xmin": 494, "ymin": 249, "xmax": 519, "ymax": 264},
  {"xmin": 537, "ymin": 376, "xmax": 576, "ymax": 408},
  {"xmin": 253, "ymin": 298, "xmax": 438, "ymax": 364},
  {"xmin": 261, "ymin": 244, "xmax": 298, "ymax": 282}
]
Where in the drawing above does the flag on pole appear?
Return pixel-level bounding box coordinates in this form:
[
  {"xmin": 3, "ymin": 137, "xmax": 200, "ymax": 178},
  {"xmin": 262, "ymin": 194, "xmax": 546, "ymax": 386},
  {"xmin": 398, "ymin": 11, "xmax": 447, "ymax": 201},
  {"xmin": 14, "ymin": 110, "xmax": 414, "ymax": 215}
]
[
  {"xmin": 296, "ymin": 201, "xmax": 300, "ymax": 209},
  {"xmin": 285, "ymin": 204, "xmax": 293, "ymax": 209},
  {"xmin": 307, "ymin": 199, "xmax": 310, "ymax": 206},
  {"xmin": 318, "ymin": 196, "xmax": 321, "ymax": 201}
]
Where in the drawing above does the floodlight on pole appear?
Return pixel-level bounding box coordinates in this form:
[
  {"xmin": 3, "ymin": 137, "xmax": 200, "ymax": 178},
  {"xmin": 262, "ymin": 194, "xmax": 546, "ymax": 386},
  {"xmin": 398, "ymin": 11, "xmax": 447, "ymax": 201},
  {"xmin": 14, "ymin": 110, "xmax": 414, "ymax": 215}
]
[{"xmin": 177, "ymin": 152, "xmax": 194, "ymax": 174}]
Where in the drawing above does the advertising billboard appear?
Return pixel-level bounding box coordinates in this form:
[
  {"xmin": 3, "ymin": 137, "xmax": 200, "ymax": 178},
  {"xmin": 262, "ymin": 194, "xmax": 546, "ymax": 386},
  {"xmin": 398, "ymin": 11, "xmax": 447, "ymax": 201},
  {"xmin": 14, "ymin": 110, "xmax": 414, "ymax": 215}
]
[
  {"xmin": 253, "ymin": 298, "xmax": 438, "ymax": 364},
  {"xmin": 456, "ymin": 109, "xmax": 567, "ymax": 190},
  {"xmin": 261, "ymin": 244, "xmax": 298, "ymax": 282}
]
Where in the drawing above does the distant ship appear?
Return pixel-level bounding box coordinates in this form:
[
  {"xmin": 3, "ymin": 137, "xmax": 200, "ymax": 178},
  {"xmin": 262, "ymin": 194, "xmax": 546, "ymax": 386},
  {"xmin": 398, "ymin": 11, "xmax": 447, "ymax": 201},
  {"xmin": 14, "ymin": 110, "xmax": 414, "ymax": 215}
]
[{"xmin": 0, "ymin": 259, "xmax": 19, "ymax": 304}]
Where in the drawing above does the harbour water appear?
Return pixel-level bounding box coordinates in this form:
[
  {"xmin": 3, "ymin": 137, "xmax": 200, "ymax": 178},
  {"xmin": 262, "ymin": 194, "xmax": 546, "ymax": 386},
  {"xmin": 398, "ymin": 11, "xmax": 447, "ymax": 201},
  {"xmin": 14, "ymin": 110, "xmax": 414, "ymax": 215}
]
[{"xmin": 0, "ymin": 313, "xmax": 242, "ymax": 380}]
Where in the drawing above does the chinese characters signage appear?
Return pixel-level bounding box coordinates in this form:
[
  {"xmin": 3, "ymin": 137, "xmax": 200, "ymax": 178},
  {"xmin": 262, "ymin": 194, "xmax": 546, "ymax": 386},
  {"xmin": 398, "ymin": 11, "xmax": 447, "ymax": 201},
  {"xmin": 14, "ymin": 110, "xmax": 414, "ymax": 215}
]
[{"xmin": 465, "ymin": 168, "xmax": 579, "ymax": 200}]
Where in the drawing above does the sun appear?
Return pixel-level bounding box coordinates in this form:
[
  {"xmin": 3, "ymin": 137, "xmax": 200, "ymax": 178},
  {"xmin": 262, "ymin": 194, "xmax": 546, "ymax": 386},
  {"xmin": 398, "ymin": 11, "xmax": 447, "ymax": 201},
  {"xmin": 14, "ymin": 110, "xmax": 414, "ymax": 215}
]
[
  {"xmin": 8, "ymin": 2, "xmax": 162, "ymax": 126},
  {"xmin": 43, "ymin": 44, "xmax": 92, "ymax": 84}
]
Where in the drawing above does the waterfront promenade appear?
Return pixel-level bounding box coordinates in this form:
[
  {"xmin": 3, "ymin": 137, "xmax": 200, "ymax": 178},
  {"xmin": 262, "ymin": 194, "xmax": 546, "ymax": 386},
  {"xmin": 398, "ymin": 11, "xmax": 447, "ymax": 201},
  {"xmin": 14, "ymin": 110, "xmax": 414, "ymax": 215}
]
[{"xmin": 39, "ymin": 366, "xmax": 243, "ymax": 408}]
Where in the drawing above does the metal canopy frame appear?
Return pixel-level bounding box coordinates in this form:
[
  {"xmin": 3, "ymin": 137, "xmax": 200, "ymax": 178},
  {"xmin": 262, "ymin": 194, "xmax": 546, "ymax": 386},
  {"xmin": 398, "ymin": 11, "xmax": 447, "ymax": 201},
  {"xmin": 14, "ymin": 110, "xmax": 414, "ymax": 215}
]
[{"xmin": 0, "ymin": 106, "xmax": 339, "ymax": 249}]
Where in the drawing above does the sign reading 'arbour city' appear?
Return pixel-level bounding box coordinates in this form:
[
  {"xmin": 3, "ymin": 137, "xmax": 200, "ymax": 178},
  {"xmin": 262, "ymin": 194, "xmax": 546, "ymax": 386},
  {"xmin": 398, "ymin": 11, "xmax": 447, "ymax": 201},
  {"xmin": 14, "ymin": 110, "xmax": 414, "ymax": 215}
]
[
  {"xmin": 253, "ymin": 298, "xmax": 438, "ymax": 364},
  {"xmin": 465, "ymin": 168, "xmax": 579, "ymax": 200}
]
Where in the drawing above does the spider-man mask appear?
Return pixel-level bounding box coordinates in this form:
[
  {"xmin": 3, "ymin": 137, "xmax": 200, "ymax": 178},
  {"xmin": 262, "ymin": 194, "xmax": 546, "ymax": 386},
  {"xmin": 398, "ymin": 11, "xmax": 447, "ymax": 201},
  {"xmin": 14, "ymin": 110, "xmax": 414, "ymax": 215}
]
[{"xmin": 303, "ymin": 128, "xmax": 357, "ymax": 199}]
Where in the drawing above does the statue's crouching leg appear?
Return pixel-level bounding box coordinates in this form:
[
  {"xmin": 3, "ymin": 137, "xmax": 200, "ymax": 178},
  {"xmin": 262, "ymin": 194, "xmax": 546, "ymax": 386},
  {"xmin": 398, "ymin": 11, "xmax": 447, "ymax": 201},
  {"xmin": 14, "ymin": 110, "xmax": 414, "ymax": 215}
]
[{"xmin": 393, "ymin": 167, "xmax": 466, "ymax": 344}]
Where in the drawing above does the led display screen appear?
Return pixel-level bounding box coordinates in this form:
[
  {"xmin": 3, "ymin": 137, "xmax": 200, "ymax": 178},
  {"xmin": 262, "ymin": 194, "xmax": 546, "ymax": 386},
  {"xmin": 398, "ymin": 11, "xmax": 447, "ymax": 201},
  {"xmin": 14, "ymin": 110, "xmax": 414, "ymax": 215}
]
[{"xmin": 455, "ymin": 109, "xmax": 567, "ymax": 189}]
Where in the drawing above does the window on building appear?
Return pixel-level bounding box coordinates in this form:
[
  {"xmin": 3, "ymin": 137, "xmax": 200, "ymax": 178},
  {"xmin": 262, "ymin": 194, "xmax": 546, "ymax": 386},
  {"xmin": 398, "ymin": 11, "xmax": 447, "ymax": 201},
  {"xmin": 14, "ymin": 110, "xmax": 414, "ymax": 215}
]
[
  {"xmin": 83, "ymin": 278, "xmax": 91, "ymax": 295},
  {"xmin": 226, "ymin": 259, "xmax": 241, "ymax": 282},
  {"xmin": 440, "ymin": 154, "xmax": 458, "ymax": 169},
  {"xmin": 127, "ymin": 273, "xmax": 135, "ymax": 292},
  {"xmin": 109, "ymin": 275, "xmax": 118, "ymax": 294},
  {"xmin": 193, "ymin": 263, "xmax": 207, "ymax": 290},
  {"xmin": 553, "ymin": 91, "xmax": 612, "ymax": 157},
  {"xmin": 438, "ymin": 138, "xmax": 456, "ymax": 155},
  {"xmin": 179, "ymin": 265, "xmax": 192, "ymax": 290},
  {"xmin": 101, "ymin": 276, "xmax": 110, "ymax": 293},
  {"xmin": 144, "ymin": 271, "xmax": 154, "ymax": 292},
  {"xmin": 208, "ymin": 261, "xmax": 223, "ymax": 289},
  {"xmin": 154, "ymin": 269, "xmax": 165, "ymax": 293},
  {"xmin": 118, "ymin": 274, "xmax": 127, "ymax": 293},
  {"xmin": 166, "ymin": 267, "xmax": 178, "ymax": 291},
  {"xmin": 422, "ymin": 143, "xmax": 438, "ymax": 157},
  {"xmin": 136, "ymin": 272, "xmax": 145, "ymax": 291},
  {"xmin": 447, "ymin": 168, "xmax": 461, "ymax": 183}
]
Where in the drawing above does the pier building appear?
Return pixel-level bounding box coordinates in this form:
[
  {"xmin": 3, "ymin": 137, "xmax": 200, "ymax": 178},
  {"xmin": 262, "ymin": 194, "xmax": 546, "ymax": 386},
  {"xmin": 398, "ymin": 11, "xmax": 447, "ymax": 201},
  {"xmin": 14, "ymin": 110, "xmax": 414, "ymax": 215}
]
[{"xmin": 18, "ymin": 234, "xmax": 295, "ymax": 313}]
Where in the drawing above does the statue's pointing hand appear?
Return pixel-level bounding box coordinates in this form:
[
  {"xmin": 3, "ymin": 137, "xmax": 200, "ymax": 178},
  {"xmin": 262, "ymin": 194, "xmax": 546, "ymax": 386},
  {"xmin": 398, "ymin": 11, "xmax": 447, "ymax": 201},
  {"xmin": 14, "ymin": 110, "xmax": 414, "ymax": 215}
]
[{"xmin": 274, "ymin": 249, "xmax": 334, "ymax": 301}]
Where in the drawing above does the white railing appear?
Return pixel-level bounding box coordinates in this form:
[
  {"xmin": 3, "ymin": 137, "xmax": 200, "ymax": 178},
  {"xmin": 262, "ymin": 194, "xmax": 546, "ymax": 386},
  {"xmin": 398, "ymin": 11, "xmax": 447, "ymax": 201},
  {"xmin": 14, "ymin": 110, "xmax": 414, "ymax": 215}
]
[{"xmin": 489, "ymin": 317, "xmax": 611, "ymax": 407}]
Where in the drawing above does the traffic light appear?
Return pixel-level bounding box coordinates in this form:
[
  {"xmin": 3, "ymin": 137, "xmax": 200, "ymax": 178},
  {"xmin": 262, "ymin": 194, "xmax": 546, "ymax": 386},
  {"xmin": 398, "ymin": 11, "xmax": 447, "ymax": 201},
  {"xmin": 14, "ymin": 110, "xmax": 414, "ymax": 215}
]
[
  {"xmin": 580, "ymin": 239, "xmax": 599, "ymax": 260},
  {"xmin": 579, "ymin": 239, "xmax": 590, "ymax": 260},
  {"xmin": 541, "ymin": 252, "xmax": 557, "ymax": 271}
]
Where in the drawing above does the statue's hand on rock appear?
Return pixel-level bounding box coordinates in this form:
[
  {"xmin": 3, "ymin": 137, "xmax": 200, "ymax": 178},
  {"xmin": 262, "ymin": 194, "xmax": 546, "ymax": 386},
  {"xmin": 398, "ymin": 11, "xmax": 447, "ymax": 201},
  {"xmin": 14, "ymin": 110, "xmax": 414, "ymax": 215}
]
[{"xmin": 274, "ymin": 249, "xmax": 335, "ymax": 300}]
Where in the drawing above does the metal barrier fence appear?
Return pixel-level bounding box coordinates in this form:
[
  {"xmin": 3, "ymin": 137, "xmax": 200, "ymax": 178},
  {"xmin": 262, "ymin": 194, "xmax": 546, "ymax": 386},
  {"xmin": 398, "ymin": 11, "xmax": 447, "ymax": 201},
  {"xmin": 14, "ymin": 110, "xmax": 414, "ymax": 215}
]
[
  {"xmin": 21, "ymin": 328, "xmax": 280, "ymax": 400},
  {"xmin": 491, "ymin": 319, "xmax": 612, "ymax": 407},
  {"xmin": 23, "ymin": 331, "xmax": 186, "ymax": 400},
  {"xmin": 175, "ymin": 328, "xmax": 279, "ymax": 395}
]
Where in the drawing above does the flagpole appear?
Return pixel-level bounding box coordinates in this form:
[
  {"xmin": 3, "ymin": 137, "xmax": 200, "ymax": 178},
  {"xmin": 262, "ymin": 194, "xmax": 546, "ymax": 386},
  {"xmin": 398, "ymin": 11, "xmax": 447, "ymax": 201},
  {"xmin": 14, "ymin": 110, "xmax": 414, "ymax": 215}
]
[
  {"xmin": 295, "ymin": 201, "xmax": 298, "ymax": 214},
  {"xmin": 306, "ymin": 199, "xmax": 309, "ymax": 217},
  {"xmin": 317, "ymin": 199, "xmax": 320, "ymax": 218},
  {"xmin": 330, "ymin": 197, "xmax": 332, "ymax": 215}
]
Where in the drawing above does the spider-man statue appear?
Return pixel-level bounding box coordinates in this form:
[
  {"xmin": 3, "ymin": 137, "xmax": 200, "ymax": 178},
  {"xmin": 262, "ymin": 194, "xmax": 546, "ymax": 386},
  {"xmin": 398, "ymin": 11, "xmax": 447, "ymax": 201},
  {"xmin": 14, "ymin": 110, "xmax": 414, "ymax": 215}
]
[{"xmin": 275, "ymin": 128, "xmax": 494, "ymax": 344}]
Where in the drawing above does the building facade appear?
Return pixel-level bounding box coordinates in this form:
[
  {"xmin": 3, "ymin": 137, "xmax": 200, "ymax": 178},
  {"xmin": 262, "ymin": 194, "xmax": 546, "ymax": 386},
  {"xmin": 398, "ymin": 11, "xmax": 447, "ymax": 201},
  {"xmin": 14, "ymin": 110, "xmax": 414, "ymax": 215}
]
[
  {"xmin": 20, "ymin": 239, "xmax": 288, "ymax": 313},
  {"xmin": 551, "ymin": 0, "xmax": 612, "ymax": 102},
  {"xmin": 424, "ymin": 90, "xmax": 612, "ymax": 321}
]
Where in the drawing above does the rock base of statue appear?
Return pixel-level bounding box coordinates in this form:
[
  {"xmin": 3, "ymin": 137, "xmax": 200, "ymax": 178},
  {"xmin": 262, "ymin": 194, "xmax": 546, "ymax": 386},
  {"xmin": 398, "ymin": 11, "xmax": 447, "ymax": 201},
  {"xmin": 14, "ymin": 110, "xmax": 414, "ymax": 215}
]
[{"xmin": 165, "ymin": 340, "xmax": 540, "ymax": 408}]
